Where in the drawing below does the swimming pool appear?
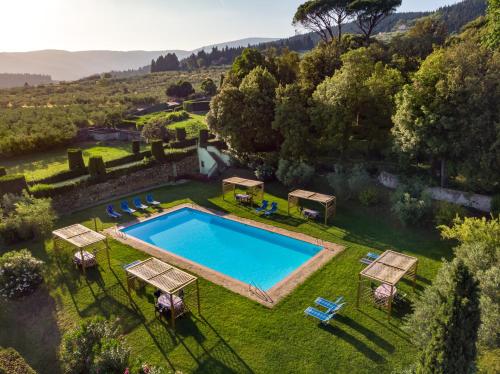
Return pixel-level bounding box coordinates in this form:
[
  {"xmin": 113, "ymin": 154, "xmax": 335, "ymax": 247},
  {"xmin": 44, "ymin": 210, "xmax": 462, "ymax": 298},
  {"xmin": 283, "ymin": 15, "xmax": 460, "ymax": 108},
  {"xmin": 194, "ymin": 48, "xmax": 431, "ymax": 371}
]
[{"xmin": 121, "ymin": 207, "xmax": 322, "ymax": 291}]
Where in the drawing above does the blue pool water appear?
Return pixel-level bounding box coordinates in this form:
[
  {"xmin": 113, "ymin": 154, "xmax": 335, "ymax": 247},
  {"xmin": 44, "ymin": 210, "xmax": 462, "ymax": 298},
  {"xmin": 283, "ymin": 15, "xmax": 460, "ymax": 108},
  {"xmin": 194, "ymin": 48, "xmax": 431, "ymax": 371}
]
[{"xmin": 121, "ymin": 207, "xmax": 321, "ymax": 291}]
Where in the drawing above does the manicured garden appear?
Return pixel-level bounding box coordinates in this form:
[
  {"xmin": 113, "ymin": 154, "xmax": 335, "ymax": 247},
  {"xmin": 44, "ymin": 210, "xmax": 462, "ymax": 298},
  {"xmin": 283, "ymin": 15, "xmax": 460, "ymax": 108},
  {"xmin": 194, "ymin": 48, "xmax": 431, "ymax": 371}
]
[{"xmin": 0, "ymin": 179, "xmax": 452, "ymax": 373}]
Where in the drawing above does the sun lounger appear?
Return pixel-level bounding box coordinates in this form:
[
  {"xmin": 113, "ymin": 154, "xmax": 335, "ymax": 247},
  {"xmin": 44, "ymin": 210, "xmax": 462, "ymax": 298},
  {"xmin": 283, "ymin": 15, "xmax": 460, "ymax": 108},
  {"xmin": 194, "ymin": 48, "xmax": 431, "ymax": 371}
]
[
  {"xmin": 315, "ymin": 297, "xmax": 345, "ymax": 313},
  {"xmin": 106, "ymin": 205, "xmax": 121, "ymax": 218},
  {"xmin": 359, "ymin": 252, "xmax": 380, "ymax": 265},
  {"xmin": 255, "ymin": 200, "xmax": 268, "ymax": 212},
  {"xmin": 133, "ymin": 197, "xmax": 148, "ymax": 210},
  {"xmin": 304, "ymin": 306, "xmax": 338, "ymax": 325},
  {"xmin": 146, "ymin": 194, "xmax": 161, "ymax": 206},
  {"xmin": 264, "ymin": 202, "xmax": 278, "ymax": 216},
  {"xmin": 120, "ymin": 201, "xmax": 136, "ymax": 214}
]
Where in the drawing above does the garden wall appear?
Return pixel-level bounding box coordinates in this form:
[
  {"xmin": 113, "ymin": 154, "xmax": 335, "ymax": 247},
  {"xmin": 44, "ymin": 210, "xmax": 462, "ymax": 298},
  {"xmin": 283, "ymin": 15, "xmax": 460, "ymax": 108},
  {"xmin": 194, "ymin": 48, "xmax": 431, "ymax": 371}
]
[
  {"xmin": 51, "ymin": 155, "xmax": 198, "ymax": 213},
  {"xmin": 377, "ymin": 171, "xmax": 492, "ymax": 212}
]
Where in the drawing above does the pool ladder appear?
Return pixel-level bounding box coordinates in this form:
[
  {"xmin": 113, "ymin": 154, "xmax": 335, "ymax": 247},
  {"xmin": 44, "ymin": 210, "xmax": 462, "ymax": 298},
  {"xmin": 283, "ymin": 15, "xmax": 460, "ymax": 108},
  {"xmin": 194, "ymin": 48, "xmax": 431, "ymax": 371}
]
[{"xmin": 249, "ymin": 281, "xmax": 273, "ymax": 304}]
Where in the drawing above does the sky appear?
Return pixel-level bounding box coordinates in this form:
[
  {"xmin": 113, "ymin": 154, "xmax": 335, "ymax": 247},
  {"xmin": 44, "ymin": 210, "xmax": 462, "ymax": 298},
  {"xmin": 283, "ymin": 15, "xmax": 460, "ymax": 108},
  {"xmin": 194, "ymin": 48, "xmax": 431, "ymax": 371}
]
[{"xmin": 0, "ymin": 0, "xmax": 462, "ymax": 52}]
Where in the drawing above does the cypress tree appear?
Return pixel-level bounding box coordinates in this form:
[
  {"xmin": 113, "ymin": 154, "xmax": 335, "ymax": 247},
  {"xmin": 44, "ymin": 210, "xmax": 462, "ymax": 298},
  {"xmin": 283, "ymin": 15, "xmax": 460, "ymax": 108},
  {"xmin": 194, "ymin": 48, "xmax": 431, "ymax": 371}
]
[
  {"xmin": 150, "ymin": 59, "xmax": 156, "ymax": 73},
  {"xmin": 67, "ymin": 148, "xmax": 85, "ymax": 171},
  {"xmin": 416, "ymin": 259, "xmax": 480, "ymax": 374}
]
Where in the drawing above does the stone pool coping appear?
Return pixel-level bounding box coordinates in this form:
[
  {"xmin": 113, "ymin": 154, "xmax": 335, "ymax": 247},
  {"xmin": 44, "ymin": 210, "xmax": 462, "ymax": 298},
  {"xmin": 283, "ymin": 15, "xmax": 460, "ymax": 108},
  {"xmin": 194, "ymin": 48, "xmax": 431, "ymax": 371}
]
[{"xmin": 105, "ymin": 203, "xmax": 345, "ymax": 307}]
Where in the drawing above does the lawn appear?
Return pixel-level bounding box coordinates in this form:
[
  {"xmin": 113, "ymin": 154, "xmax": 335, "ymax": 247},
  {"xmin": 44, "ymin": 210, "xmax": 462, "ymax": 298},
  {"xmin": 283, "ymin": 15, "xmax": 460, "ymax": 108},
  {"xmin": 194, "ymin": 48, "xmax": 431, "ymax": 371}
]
[
  {"xmin": 136, "ymin": 112, "xmax": 208, "ymax": 139},
  {"xmin": 0, "ymin": 141, "xmax": 134, "ymax": 181},
  {"xmin": 0, "ymin": 179, "xmax": 452, "ymax": 374}
]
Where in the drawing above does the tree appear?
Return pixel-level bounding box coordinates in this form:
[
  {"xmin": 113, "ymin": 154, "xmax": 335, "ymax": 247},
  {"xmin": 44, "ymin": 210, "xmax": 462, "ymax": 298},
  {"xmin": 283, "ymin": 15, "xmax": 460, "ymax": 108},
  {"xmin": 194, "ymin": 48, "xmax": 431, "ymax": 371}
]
[
  {"xmin": 392, "ymin": 39, "xmax": 500, "ymax": 191},
  {"xmin": 310, "ymin": 47, "xmax": 402, "ymax": 156},
  {"xmin": 415, "ymin": 259, "xmax": 480, "ymax": 374},
  {"xmin": 273, "ymin": 49, "xmax": 301, "ymax": 85},
  {"xmin": 349, "ymin": 0, "xmax": 402, "ymax": 41},
  {"xmin": 200, "ymin": 78, "xmax": 217, "ymax": 96},
  {"xmin": 231, "ymin": 48, "xmax": 266, "ymax": 80},
  {"xmin": 293, "ymin": 0, "xmax": 353, "ymax": 42},
  {"xmin": 484, "ymin": 0, "xmax": 500, "ymax": 49},
  {"xmin": 166, "ymin": 81, "xmax": 194, "ymax": 98}
]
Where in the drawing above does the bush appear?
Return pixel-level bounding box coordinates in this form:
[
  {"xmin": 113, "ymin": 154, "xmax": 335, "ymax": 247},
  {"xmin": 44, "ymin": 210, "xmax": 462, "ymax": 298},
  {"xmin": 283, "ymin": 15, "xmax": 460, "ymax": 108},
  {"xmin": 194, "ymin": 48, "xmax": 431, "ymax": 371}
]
[
  {"xmin": 0, "ymin": 167, "xmax": 6, "ymax": 177},
  {"xmin": 166, "ymin": 81, "xmax": 194, "ymax": 98},
  {"xmin": 175, "ymin": 127, "xmax": 187, "ymax": 142},
  {"xmin": 183, "ymin": 100, "xmax": 210, "ymax": 112},
  {"xmin": 141, "ymin": 119, "xmax": 167, "ymax": 142},
  {"xmin": 151, "ymin": 140, "xmax": 165, "ymax": 161},
  {"xmin": 0, "ymin": 249, "xmax": 44, "ymax": 299},
  {"xmin": 327, "ymin": 165, "xmax": 350, "ymax": 201},
  {"xmin": 276, "ymin": 159, "xmax": 314, "ymax": 188},
  {"xmin": 0, "ymin": 174, "xmax": 28, "ymax": 197},
  {"xmin": 434, "ymin": 201, "xmax": 466, "ymax": 226},
  {"xmin": 67, "ymin": 148, "xmax": 85, "ymax": 171},
  {"xmin": 327, "ymin": 164, "xmax": 372, "ymax": 201},
  {"xmin": 61, "ymin": 318, "xmax": 129, "ymax": 374},
  {"xmin": 491, "ymin": 194, "xmax": 500, "ymax": 216},
  {"xmin": 254, "ymin": 163, "xmax": 275, "ymax": 181},
  {"xmin": 391, "ymin": 191, "xmax": 432, "ymax": 226},
  {"xmin": 88, "ymin": 156, "xmax": 106, "ymax": 179},
  {"xmin": 132, "ymin": 140, "xmax": 140, "ymax": 154},
  {"xmin": 359, "ymin": 186, "xmax": 380, "ymax": 206},
  {"xmin": 169, "ymin": 138, "xmax": 197, "ymax": 149},
  {"xmin": 348, "ymin": 165, "xmax": 371, "ymax": 197},
  {"xmin": 0, "ymin": 347, "xmax": 36, "ymax": 374}
]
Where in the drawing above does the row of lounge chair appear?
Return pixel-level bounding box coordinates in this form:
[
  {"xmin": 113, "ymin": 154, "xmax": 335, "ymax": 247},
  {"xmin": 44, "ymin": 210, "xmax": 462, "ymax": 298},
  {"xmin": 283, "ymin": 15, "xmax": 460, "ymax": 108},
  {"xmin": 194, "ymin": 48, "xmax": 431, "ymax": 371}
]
[
  {"xmin": 255, "ymin": 200, "xmax": 278, "ymax": 216},
  {"xmin": 107, "ymin": 194, "xmax": 161, "ymax": 218},
  {"xmin": 305, "ymin": 296, "xmax": 346, "ymax": 325}
]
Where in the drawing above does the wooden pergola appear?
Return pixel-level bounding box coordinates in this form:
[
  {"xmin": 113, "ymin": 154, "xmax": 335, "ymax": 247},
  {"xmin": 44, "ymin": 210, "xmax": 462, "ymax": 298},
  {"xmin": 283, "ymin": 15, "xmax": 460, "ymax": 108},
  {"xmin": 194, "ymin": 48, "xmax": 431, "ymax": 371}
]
[
  {"xmin": 356, "ymin": 250, "xmax": 418, "ymax": 320},
  {"xmin": 52, "ymin": 224, "xmax": 110, "ymax": 274},
  {"xmin": 124, "ymin": 257, "xmax": 200, "ymax": 329},
  {"xmin": 288, "ymin": 189, "xmax": 336, "ymax": 225},
  {"xmin": 222, "ymin": 177, "xmax": 264, "ymax": 203}
]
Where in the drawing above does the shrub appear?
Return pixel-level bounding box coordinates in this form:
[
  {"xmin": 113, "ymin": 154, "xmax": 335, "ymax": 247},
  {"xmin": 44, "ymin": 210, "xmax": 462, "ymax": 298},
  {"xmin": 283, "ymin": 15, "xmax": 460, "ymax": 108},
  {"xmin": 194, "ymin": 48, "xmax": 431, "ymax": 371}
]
[
  {"xmin": 201, "ymin": 78, "xmax": 217, "ymax": 96},
  {"xmin": 0, "ymin": 174, "xmax": 28, "ymax": 197},
  {"xmin": 61, "ymin": 318, "xmax": 129, "ymax": 374},
  {"xmin": 132, "ymin": 140, "xmax": 140, "ymax": 154},
  {"xmin": 434, "ymin": 201, "xmax": 466, "ymax": 226},
  {"xmin": 254, "ymin": 163, "xmax": 275, "ymax": 181},
  {"xmin": 0, "ymin": 249, "xmax": 44, "ymax": 299},
  {"xmin": 151, "ymin": 140, "xmax": 165, "ymax": 161},
  {"xmin": 88, "ymin": 156, "xmax": 107, "ymax": 179},
  {"xmin": 67, "ymin": 148, "xmax": 85, "ymax": 171},
  {"xmin": 327, "ymin": 164, "xmax": 371, "ymax": 201},
  {"xmin": 348, "ymin": 165, "xmax": 371, "ymax": 197},
  {"xmin": 0, "ymin": 347, "xmax": 36, "ymax": 374},
  {"xmin": 166, "ymin": 81, "xmax": 194, "ymax": 98},
  {"xmin": 199, "ymin": 129, "xmax": 209, "ymax": 147},
  {"xmin": 391, "ymin": 191, "xmax": 432, "ymax": 226},
  {"xmin": 359, "ymin": 186, "xmax": 380, "ymax": 206},
  {"xmin": 141, "ymin": 119, "xmax": 167, "ymax": 142},
  {"xmin": 0, "ymin": 167, "xmax": 6, "ymax": 177},
  {"xmin": 491, "ymin": 194, "xmax": 500, "ymax": 216},
  {"xmin": 276, "ymin": 159, "xmax": 314, "ymax": 188},
  {"xmin": 175, "ymin": 127, "xmax": 187, "ymax": 142}
]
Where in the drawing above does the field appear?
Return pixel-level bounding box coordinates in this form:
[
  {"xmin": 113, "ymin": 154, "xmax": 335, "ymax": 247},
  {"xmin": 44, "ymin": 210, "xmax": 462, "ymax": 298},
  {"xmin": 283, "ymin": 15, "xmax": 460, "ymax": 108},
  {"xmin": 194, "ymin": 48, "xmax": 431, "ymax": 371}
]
[
  {"xmin": 0, "ymin": 179, "xmax": 452, "ymax": 374},
  {"xmin": 0, "ymin": 141, "xmax": 133, "ymax": 181}
]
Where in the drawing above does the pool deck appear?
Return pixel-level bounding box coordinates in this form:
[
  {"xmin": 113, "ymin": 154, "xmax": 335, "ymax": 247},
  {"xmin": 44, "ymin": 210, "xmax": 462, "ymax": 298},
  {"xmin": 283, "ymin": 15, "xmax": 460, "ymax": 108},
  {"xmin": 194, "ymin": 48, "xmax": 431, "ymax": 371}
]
[{"xmin": 105, "ymin": 203, "xmax": 345, "ymax": 307}]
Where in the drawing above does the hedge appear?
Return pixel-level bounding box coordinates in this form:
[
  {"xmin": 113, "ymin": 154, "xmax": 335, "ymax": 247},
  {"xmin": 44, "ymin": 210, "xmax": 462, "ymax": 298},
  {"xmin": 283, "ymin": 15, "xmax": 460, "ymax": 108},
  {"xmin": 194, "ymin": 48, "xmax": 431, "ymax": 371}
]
[
  {"xmin": 0, "ymin": 167, "xmax": 6, "ymax": 177},
  {"xmin": 0, "ymin": 347, "xmax": 36, "ymax": 374},
  {"xmin": 199, "ymin": 129, "xmax": 209, "ymax": 147},
  {"xmin": 151, "ymin": 140, "xmax": 165, "ymax": 161},
  {"xmin": 170, "ymin": 138, "xmax": 197, "ymax": 149},
  {"xmin": 88, "ymin": 156, "xmax": 106, "ymax": 179},
  {"xmin": 67, "ymin": 148, "xmax": 85, "ymax": 171},
  {"xmin": 132, "ymin": 140, "xmax": 140, "ymax": 154},
  {"xmin": 175, "ymin": 127, "xmax": 187, "ymax": 142},
  {"xmin": 30, "ymin": 168, "xmax": 88, "ymax": 185},
  {"xmin": 0, "ymin": 174, "xmax": 28, "ymax": 196},
  {"xmin": 183, "ymin": 100, "xmax": 210, "ymax": 112}
]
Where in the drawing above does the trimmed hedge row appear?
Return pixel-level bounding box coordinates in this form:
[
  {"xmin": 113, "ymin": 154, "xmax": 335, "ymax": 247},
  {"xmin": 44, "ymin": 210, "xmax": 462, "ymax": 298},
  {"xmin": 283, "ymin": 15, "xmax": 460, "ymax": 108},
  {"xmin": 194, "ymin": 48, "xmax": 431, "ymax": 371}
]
[
  {"xmin": 30, "ymin": 168, "xmax": 87, "ymax": 185},
  {"xmin": 170, "ymin": 138, "xmax": 197, "ymax": 149},
  {"xmin": 183, "ymin": 100, "xmax": 210, "ymax": 112},
  {"xmin": 68, "ymin": 148, "xmax": 85, "ymax": 171},
  {"xmin": 0, "ymin": 174, "xmax": 28, "ymax": 196}
]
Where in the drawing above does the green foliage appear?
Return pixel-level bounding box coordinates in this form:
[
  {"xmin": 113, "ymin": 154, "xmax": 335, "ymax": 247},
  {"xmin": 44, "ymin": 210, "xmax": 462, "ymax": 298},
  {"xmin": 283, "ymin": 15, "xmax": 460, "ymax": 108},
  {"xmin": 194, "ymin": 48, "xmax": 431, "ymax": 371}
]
[
  {"xmin": 391, "ymin": 179, "xmax": 432, "ymax": 226},
  {"xmin": 0, "ymin": 249, "xmax": 44, "ymax": 299},
  {"xmin": 151, "ymin": 140, "xmax": 165, "ymax": 161},
  {"xmin": 199, "ymin": 129, "xmax": 209, "ymax": 147},
  {"xmin": 491, "ymin": 194, "xmax": 500, "ymax": 215},
  {"xmin": 276, "ymin": 159, "xmax": 314, "ymax": 188},
  {"xmin": 254, "ymin": 163, "xmax": 275, "ymax": 181},
  {"xmin": 175, "ymin": 127, "xmax": 187, "ymax": 142},
  {"xmin": 88, "ymin": 156, "xmax": 106, "ymax": 179},
  {"xmin": 61, "ymin": 317, "xmax": 129, "ymax": 374},
  {"xmin": 136, "ymin": 111, "xmax": 190, "ymax": 128},
  {"xmin": 166, "ymin": 80, "xmax": 194, "ymax": 98},
  {"xmin": 67, "ymin": 148, "xmax": 85, "ymax": 171},
  {"xmin": 327, "ymin": 164, "xmax": 373, "ymax": 202},
  {"xmin": 434, "ymin": 201, "xmax": 466, "ymax": 226},
  {"xmin": 0, "ymin": 174, "xmax": 27, "ymax": 197},
  {"xmin": 150, "ymin": 53, "xmax": 180, "ymax": 72},
  {"xmin": 484, "ymin": 0, "xmax": 500, "ymax": 49},
  {"xmin": 141, "ymin": 119, "xmax": 167, "ymax": 142},
  {"xmin": 349, "ymin": 0, "xmax": 402, "ymax": 40},
  {"xmin": 359, "ymin": 186, "xmax": 380, "ymax": 206},
  {"xmin": 132, "ymin": 140, "xmax": 140, "ymax": 155},
  {"xmin": 183, "ymin": 100, "xmax": 210, "ymax": 112},
  {"xmin": 0, "ymin": 347, "xmax": 36, "ymax": 374},
  {"xmin": 231, "ymin": 48, "xmax": 266, "ymax": 80},
  {"xmin": 415, "ymin": 259, "xmax": 480, "ymax": 374},
  {"xmin": 200, "ymin": 78, "xmax": 217, "ymax": 96},
  {"xmin": 0, "ymin": 167, "xmax": 5, "ymax": 177}
]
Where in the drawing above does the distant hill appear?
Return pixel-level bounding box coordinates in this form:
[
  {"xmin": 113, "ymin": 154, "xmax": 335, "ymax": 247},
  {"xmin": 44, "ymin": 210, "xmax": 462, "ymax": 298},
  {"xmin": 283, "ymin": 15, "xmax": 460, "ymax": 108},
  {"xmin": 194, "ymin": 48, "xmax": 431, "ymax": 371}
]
[
  {"xmin": 194, "ymin": 37, "xmax": 279, "ymax": 53},
  {"xmin": 0, "ymin": 73, "xmax": 53, "ymax": 89}
]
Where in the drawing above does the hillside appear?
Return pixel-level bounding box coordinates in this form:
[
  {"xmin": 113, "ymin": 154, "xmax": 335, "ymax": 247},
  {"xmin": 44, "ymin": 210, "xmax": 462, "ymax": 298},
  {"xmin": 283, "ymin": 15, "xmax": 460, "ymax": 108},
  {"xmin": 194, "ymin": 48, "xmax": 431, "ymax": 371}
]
[{"xmin": 0, "ymin": 73, "xmax": 53, "ymax": 89}]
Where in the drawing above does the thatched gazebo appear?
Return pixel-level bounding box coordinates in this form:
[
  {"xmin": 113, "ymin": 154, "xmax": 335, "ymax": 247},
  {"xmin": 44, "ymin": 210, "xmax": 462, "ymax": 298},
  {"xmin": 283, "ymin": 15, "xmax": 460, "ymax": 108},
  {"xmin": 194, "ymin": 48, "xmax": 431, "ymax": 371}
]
[
  {"xmin": 356, "ymin": 250, "xmax": 418, "ymax": 320},
  {"xmin": 288, "ymin": 189, "xmax": 336, "ymax": 225},
  {"xmin": 222, "ymin": 177, "xmax": 264, "ymax": 204}
]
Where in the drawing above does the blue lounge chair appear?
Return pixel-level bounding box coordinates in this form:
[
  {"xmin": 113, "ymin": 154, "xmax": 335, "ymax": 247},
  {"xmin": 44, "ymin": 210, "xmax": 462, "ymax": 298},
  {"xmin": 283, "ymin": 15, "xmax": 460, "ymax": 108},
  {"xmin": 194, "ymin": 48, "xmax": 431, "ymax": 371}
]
[
  {"xmin": 133, "ymin": 197, "xmax": 148, "ymax": 210},
  {"xmin": 120, "ymin": 201, "xmax": 136, "ymax": 214},
  {"xmin": 106, "ymin": 205, "xmax": 121, "ymax": 219},
  {"xmin": 146, "ymin": 194, "xmax": 161, "ymax": 206},
  {"xmin": 264, "ymin": 202, "xmax": 278, "ymax": 216},
  {"xmin": 255, "ymin": 200, "xmax": 268, "ymax": 213},
  {"xmin": 315, "ymin": 297, "xmax": 346, "ymax": 313},
  {"xmin": 304, "ymin": 307, "xmax": 339, "ymax": 325},
  {"xmin": 360, "ymin": 252, "xmax": 380, "ymax": 265}
]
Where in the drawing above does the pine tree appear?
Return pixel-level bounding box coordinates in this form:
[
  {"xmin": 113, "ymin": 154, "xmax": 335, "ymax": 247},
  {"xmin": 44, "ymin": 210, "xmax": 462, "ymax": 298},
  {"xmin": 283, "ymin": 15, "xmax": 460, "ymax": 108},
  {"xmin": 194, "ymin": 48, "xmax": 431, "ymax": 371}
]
[
  {"xmin": 416, "ymin": 259, "xmax": 480, "ymax": 374},
  {"xmin": 150, "ymin": 59, "xmax": 156, "ymax": 73}
]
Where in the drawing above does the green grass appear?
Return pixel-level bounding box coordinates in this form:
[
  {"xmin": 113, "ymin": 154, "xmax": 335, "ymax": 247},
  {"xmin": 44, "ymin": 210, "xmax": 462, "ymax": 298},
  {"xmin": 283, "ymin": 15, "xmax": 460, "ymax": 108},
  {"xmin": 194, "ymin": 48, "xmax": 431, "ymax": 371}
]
[
  {"xmin": 0, "ymin": 141, "xmax": 134, "ymax": 181},
  {"xmin": 167, "ymin": 114, "xmax": 207, "ymax": 138},
  {"xmin": 0, "ymin": 180, "xmax": 452, "ymax": 374}
]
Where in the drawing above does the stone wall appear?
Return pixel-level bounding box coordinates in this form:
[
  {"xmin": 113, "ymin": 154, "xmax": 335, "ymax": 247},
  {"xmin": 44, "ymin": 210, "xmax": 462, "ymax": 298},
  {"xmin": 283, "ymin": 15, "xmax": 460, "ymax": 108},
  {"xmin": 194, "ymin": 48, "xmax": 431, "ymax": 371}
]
[
  {"xmin": 377, "ymin": 171, "xmax": 492, "ymax": 212},
  {"xmin": 51, "ymin": 155, "xmax": 198, "ymax": 213}
]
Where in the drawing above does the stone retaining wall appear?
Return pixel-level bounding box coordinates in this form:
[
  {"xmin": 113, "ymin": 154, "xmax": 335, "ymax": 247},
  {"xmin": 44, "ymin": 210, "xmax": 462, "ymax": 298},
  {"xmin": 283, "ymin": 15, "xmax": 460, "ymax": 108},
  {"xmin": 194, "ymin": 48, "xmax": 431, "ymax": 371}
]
[{"xmin": 52, "ymin": 155, "xmax": 198, "ymax": 213}]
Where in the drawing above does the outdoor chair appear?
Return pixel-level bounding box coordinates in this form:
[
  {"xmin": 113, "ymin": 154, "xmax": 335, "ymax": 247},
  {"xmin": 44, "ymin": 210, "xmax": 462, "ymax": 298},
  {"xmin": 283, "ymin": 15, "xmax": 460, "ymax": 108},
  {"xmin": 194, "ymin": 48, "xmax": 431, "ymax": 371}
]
[
  {"xmin": 304, "ymin": 306, "xmax": 339, "ymax": 325},
  {"xmin": 146, "ymin": 194, "xmax": 161, "ymax": 206},
  {"xmin": 359, "ymin": 252, "xmax": 380, "ymax": 265},
  {"xmin": 120, "ymin": 201, "xmax": 136, "ymax": 214},
  {"xmin": 315, "ymin": 296, "xmax": 345, "ymax": 313},
  {"xmin": 133, "ymin": 197, "xmax": 148, "ymax": 210},
  {"xmin": 106, "ymin": 205, "xmax": 121, "ymax": 219},
  {"xmin": 264, "ymin": 202, "xmax": 278, "ymax": 216},
  {"xmin": 255, "ymin": 200, "xmax": 268, "ymax": 212}
]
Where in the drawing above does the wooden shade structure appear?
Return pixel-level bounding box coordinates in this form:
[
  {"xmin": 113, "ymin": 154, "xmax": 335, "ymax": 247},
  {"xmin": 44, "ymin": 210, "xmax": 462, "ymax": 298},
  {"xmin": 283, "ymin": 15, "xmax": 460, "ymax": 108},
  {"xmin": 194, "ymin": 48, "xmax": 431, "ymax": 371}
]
[
  {"xmin": 222, "ymin": 177, "xmax": 264, "ymax": 202},
  {"xmin": 124, "ymin": 257, "xmax": 200, "ymax": 329},
  {"xmin": 288, "ymin": 189, "xmax": 336, "ymax": 225},
  {"xmin": 356, "ymin": 250, "xmax": 418, "ymax": 320},
  {"xmin": 52, "ymin": 224, "xmax": 110, "ymax": 274}
]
